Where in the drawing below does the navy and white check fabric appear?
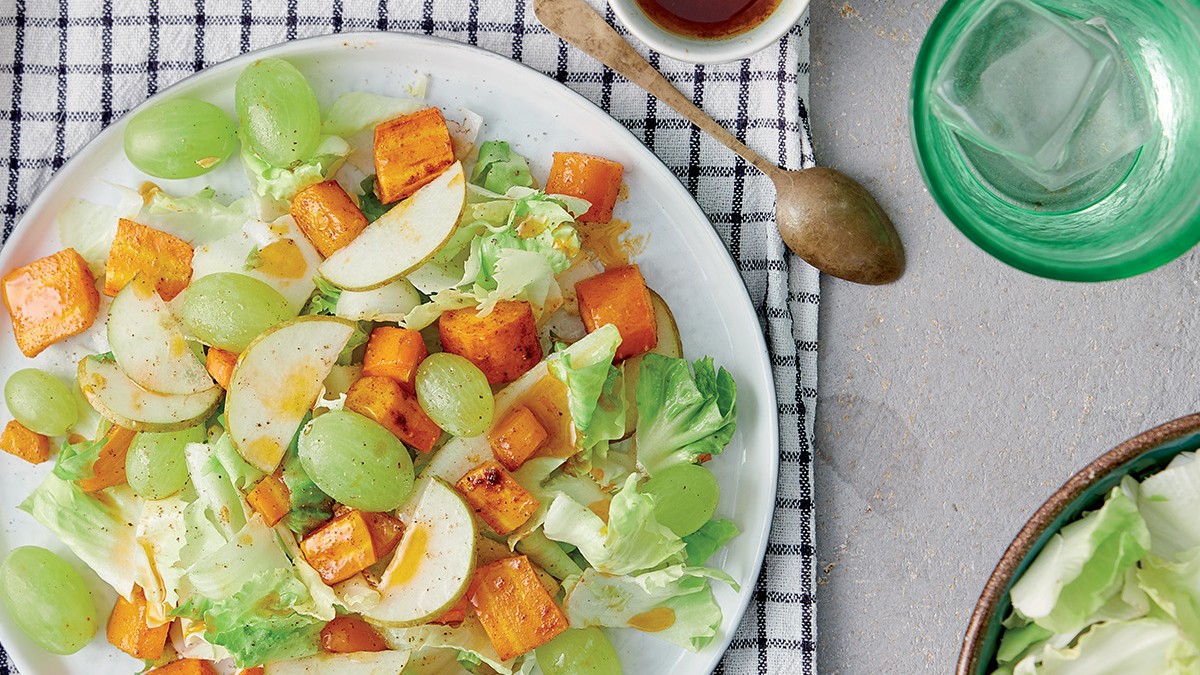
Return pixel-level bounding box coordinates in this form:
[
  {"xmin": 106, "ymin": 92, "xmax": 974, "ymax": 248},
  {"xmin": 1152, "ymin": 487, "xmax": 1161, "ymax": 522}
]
[{"xmin": 0, "ymin": 2, "xmax": 819, "ymax": 673}]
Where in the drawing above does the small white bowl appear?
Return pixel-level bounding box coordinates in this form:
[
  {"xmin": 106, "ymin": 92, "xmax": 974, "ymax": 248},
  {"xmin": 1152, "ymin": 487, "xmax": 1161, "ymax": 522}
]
[{"xmin": 608, "ymin": 0, "xmax": 810, "ymax": 64}]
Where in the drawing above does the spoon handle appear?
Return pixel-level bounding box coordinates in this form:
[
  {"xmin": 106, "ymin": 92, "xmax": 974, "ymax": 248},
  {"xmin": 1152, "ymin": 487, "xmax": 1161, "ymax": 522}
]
[{"xmin": 533, "ymin": 0, "xmax": 781, "ymax": 178}]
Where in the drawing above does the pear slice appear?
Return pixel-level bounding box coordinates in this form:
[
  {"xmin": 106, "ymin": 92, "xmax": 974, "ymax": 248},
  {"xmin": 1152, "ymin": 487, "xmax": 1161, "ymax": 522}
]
[
  {"xmin": 364, "ymin": 478, "xmax": 477, "ymax": 627},
  {"xmin": 263, "ymin": 650, "xmax": 412, "ymax": 675},
  {"xmin": 77, "ymin": 355, "xmax": 221, "ymax": 432},
  {"xmin": 226, "ymin": 316, "xmax": 355, "ymax": 473},
  {"xmin": 107, "ymin": 277, "xmax": 214, "ymax": 395},
  {"xmin": 319, "ymin": 162, "xmax": 466, "ymax": 292}
]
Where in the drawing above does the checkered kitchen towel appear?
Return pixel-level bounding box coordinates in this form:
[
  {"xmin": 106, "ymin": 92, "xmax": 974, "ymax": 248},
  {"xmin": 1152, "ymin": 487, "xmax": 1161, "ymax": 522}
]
[{"xmin": 0, "ymin": 1, "xmax": 818, "ymax": 673}]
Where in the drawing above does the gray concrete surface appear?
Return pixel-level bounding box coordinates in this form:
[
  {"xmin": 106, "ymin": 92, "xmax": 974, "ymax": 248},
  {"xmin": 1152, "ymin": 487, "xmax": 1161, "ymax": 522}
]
[{"xmin": 808, "ymin": 1, "xmax": 1200, "ymax": 672}]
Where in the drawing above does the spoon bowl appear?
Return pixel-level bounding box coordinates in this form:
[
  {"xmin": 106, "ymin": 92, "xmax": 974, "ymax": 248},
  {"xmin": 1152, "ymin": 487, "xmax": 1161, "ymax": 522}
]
[{"xmin": 534, "ymin": 0, "xmax": 905, "ymax": 285}]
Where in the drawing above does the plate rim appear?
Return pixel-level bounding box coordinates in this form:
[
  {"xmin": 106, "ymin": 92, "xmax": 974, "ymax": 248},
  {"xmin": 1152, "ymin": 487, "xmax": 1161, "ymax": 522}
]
[{"xmin": 0, "ymin": 30, "xmax": 781, "ymax": 675}]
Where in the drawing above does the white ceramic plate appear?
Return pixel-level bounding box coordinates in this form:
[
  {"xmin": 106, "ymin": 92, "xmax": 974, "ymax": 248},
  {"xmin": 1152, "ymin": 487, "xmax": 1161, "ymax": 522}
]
[{"xmin": 0, "ymin": 33, "xmax": 778, "ymax": 675}]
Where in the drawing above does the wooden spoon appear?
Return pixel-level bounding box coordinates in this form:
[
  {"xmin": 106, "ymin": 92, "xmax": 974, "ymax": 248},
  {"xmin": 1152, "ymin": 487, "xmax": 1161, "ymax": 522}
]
[{"xmin": 534, "ymin": 0, "xmax": 906, "ymax": 285}]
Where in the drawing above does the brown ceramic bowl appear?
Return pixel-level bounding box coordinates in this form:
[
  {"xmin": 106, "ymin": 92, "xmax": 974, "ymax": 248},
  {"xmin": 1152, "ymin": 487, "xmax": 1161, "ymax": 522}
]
[{"xmin": 957, "ymin": 412, "xmax": 1200, "ymax": 675}]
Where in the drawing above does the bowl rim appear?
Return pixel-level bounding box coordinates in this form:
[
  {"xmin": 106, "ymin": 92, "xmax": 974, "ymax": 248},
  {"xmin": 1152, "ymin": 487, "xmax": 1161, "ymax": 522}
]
[
  {"xmin": 607, "ymin": 0, "xmax": 811, "ymax": 65},
  {"xmin": 956, "ymin": 411, "xmax": 1200, "ymax": 675}
]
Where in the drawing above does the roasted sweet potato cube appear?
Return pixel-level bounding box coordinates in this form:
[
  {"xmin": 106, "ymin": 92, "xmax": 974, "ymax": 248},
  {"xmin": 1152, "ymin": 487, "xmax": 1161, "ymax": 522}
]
[
  {"xmin": 456, "ymin": 462, "xmax": 540, "ymax": 535},
  {"xmin": 148, "ymin": 660, "xmax": 218, "ymax": 675},
  {"xmin": 104, "ymin": 219, "xmax": 193, "ymax": 300},
  {"xmin": 239, "ymin": 668, "xmax": 264, "ymax": 675},
  {"xmin": 360, "ymin": 510, "xmax": 406, "ymax": 559},
  {"xmin": 246, "ymin": 472, "xmax": 291, "ymax": 527},
  {"xmin": 430, "ymin": 593, "xmax": 472, "ymax": 625},
  {"xmin": 0, "ymin": 420, "xmax": 50, "ymax": 464},
  {"xmin": 439, "ymin": 301, "xmax": 542, "ymax": 385},
  {"xmin": 545, "ymin": 152, "xmax": 624, "ymax": 223},
  {"xmin": 345, "ymin": 376, "xmax": 441, "ymax": 453},
  {"xmin": 205, "ymin": 347, "xmax": 238, "ymax": 390},
  {"xmin": 487, "ymin": 405, "xmax": 547, "ymax": 471},
  {"xmin": 301, "ymin": 509, "xmax": 378, "ymax": 585},
  {"xmin": 468, "ymin": 556, "xmax": 568, "ymax": 661},
  {"xmin": 290, "ymin": 180, "xmax": 370, "ymax": 258},
  {"xmin": 319, "ymin": 615, "xmax": 389, "ymax": 653},
  {"xmin": 2, "ymin": 248, "xmax": 100, "ymax": 357},
  {"xmin": 362, "ymin": 326, "xmax": 428, "ymax": 391},
  {"xmin": 80, "ymin": 426, "xmax": 137, "ymax": 493},
  {"xmin": 374, "ymin": 107, "xmax": 455, "ymax": 204},
  {"xmin": 575, "ymin": 265, "xmax": 658, "ymax": 361},
  {"xmin": 107, "ymin": 585, "xmax": 171, "ymax": 661}
]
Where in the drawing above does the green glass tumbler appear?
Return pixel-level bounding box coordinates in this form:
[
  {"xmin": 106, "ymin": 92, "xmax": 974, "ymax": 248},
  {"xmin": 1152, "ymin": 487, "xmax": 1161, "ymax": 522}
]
[{"xmin": 911, "ymin": 0, "xmax": 1200, "ymax": 281}]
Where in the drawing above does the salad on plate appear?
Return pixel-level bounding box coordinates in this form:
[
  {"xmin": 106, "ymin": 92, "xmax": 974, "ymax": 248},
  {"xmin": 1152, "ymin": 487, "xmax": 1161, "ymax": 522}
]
[{"xmin": 0, "ymin": 56, "xmax": 743, "ymax": 675}]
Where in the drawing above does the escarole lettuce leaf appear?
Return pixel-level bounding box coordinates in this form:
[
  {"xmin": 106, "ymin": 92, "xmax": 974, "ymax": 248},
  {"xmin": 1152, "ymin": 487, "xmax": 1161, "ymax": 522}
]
[
  {"xmin": 1006, "ymin": 619, "xmax": 1198, "ymax": 675},
  {"xmin": 543, "ymin": 474, "xmax": 683, "ymax": 575},
  {"xmin": 564, "ymin": 565, "xmax": 736, "ymax": 652},
  {"xmin": 139, "ymin": 186, "xmax": 258, "ymax": 244},
  {"xmin": 549, "ymin": 324, "xmax": 626, "ymax": 456},
  {"xmin": 470, "ymin": 140, "xmax": 536, "ymax": 195},
  {"xmin": 240, "ymin": 133, "xmax": 350, "ymax": 217},
  {"xmin": 1137, "ymin": 452, "xmax": 1200, "ymax": 562},
  {"xmin": 634, "ymin": 355, "xmax": 737, "ymax": 476}
]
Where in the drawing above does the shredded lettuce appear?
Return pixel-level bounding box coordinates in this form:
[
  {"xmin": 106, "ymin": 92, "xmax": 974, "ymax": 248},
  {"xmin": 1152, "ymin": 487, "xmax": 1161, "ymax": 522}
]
[
  {"xmin": 321, "ymin": 91, "xmax": 426, "ymax": 137},
  {"xmin": 633, "ymin": 355, "xmax": 738, "ymax": 476},
  {"xmin": 1009, "ymin": 619, "xmax": 1198, "ymax": 674},
  {"xmin": 279, "ymin": 416, "xmax": 334, "ymax": 537},
  {"xmin": 52, "ymin": 435, "xmax": 106, "ymax": 482},
  {"xmin": 139, "ymin": 186, "xmax": 257, "ymax": 244},
  {"xmin": 385, "ymin": 618, "xmax": 519, "ymax": 674},
  {"xmin": 549, "ymin": 324, "xmax": 626, "ymax": 455},
  {"xmin": 564, "ymin": 565, "xmax": 736, "ymax": 652},
  {"xmin": 543, "ymin": 474, "xmax": 684, "ymax": 575},
  {"xmin": 1138, "ymin": 453, "xmax": 1200, "ymax": 562},
  {"xmin": 470, "ymin": 140, "xmax": 535, "ymax": 195},
  {"xmin": 240, "ymin": 133, "xmax": 350, "ymax": 216}
]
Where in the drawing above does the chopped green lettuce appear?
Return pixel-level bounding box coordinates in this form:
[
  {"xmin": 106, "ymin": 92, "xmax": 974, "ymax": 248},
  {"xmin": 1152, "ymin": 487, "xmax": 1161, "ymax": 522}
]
[
  {"xmin": 321, "ymin": 91, "xmax": 426, "ymax": 137},
  {"xmin": 1009, "ymin": 481, "xmax": 1150, "ymax": 634},
  {"xmin": 543, "ymin": 474, "xmax": 684, "ymax": 575},
  {"xmin": 564, "ymin": 565, "xmax": 736, "ymax": 652},
  {"xmin": 683, "ymin": 518, "xmax": 740, "ymax": 566},
  {"xmin": 356, "ymin": 175, "xmax": 389, "ymax": 222},
  {"xmin": 386, "ymin": 618, "xmax": 519, "ymax": 674},
  {"xmin": 52, "ymin": 435, "xmax": 106, "ymax": 482},
  {"xmin": 1138, "ymin": 453, "xmax": 1200, "ymax": 562},
  {"xmin": 240, "ymin": 134, "xmax": 350, "ymax": 216},
  {"xmin": 139, "ymin": 187, "xmax": 257, "ymax": 244},
  {"xmin": 303, "ymin": 276, "xmax": 343, "ymax": 316},
  {"xmin": 549, "ymin": 324, "xmax": 626, "ymax": 454},
  {"xmin": 279, "ymin": 417, "xmax": 334, "ymax": 537},
  {"xmin": 1009, "ymin": 619, "xmax": 1198, "ymax": 674},
  {"xmin": 633, "ymin": 355, "xmax": 737, "ymax": 476},
  {"xmin": 470, "ymin": 141, "xmax": 535, "ymax": 195}
]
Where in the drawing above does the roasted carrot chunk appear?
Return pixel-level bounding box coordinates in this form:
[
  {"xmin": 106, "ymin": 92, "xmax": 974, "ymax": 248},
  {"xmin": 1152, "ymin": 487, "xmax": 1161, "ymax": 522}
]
[
  {"xmin": 362, "ymin": 326, "xmax": 428, "ymax": 391},
  {"xmin": 246, "ymin": 472, "xmax": 291, "ymax": 527},
  {"xmin": 319, "ymin": 615, "xmax": 389, "ymax": 653},
  {"xmin": 545, "ymin": 152, "xmax": 624, "ymax": 223},
  {"xmin": 2, "ymin": 248, "xmax": 100, "ymax": 357},
  {"xmin": 468, "ymin": 556, "xmax": 568, "ymax": 661},
  {"xmin": 107, "ymin": 585, "xmax": 171, "ymax": 661},
  {"xmin": 360, "ymin": 510, "xmax": 406, "ymax": 559},
  {"xmin": 456, "ymin": 462, "xmax": 540, "ymax": 535},
  {"xmin": 205, "ymin": 347, "xmax": 238, "ymax": 390},
  {"xmin": 104, "ymin": 219, "xmax": 194, "ymax": 300},
  {"xmin": 301, "ymin": 509, "xmax": 378, "ymax": 585},
  {"xmin": 373, "ymin": 107, "xmax": 455, "ymax": 204},
  {"xmin": 575, "ymin": 264, "xmax": 658, "ymax": 361},
  {"xmin": 80, "ymin": 426, "xmax": 137, "ymax": 493},
  {"xmin": 439, "ymin": 301, "xmax": 542, "ymax": 385},
  {"xmin": 290, "ymin": 180, "xmax": 370, "ymax": 258},
  {"xmin": 345, "ymin": 376, "xmax": 441, "ymax": 453},
  {"xmin": 0, "ymin": 420, "xmax": 50, "ymax": 464},
  {"xmin": 487, "ymin": 405, "xmax": 547, "ymax": 471},
  {"xmin": 148, "ymin": 659, "xmax": 218, "ymax": 675}
]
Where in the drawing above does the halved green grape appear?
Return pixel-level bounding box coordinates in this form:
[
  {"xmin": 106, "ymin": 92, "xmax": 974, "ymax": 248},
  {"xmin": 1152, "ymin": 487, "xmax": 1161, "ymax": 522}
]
[
  {"xmin": 643, "ymin": 463, "xmax": 720, "ymax": 537},
  {"xmin": 235, "ymin": 58, "xmax": 321, "ymax": 167},
  {"xmin": 298, "ymin": 410, "xmax": 414, "ymax": 512},
  {"xmin": 4, "ymin": 368, "xmax": 78, "ymax": 436},
  {"xmin": 535, "ymin": 627, "xmax": 622, "ymax": 675},
  {"xmin": 0, "ymin": 546, "xmax": 99, "ymax": 655},
  {"xmin": 124, "ymin": 98, "xmax": 238, "ymax": 179},
  {"xmin": 179, "ymin": 273, "xmax": 295, "ymax": 352},
  {"xmin": 126, "ymin": 425, "xmax": 206, "ymax": 500},
  {"xmin": 415, "ymin": 353, "xmax": 494, "ymax": 438}
]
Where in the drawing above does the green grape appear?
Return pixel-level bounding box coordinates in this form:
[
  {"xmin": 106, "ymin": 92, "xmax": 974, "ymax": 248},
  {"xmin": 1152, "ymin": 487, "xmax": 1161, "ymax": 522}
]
[
  {"xmin": 124, "ymin": 98, "xmax": 237, "ymax": 179},
  {"xmin": 535, "ymin": 627, "xmax": 622, "ymax": 675},
  {"xmin": 126, "ymin": 425, "xmax": 206, "ymax": 500},
  {"xmin": 298, "ymin": 410, "xmax": 414, "ymax": 512},
  {"xmin": 0, "ymin": 547, "xmax": 99, "ymax": 655},
  {"xmin": 236, "ymin": 58, "xmax": 321, "ymax": 167},
  {"xmin": 415, "ymin": 353, "xmax": 494, "ymax": 438},
  {"xmin": 643, "ymin": 463, "xmax": 720, "ymax": 537},
  {"xmin": 4, "ymin": 368, "xmax": 77, "ymax": 436},
  {"xmin": 179, "ymin": 273, "xmax": 295, "ymax": 352}
]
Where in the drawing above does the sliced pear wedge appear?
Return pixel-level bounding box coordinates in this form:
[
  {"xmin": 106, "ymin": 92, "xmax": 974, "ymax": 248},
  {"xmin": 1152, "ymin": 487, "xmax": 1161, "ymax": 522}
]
[
  {"xmin": 78, "ymin": 355, "xmax": 222, "ymax": 432},
  {"xmin": 364, "ymin": 478, "xmax": 477, "ymax": 627},
  {"xmin": 226, "ymin": 315, "xmax": 355, "ymax": 473},
  {"xmin": 263, "ymin": 650, "xmax": 412, "ymax": 675},
  {"xmin": 108, "ymin": 277, "xmax": 214, "ymax": 395},
  {"xmin": 319, "ymin": 162, "xmax": 466, "ymax": 291}
]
